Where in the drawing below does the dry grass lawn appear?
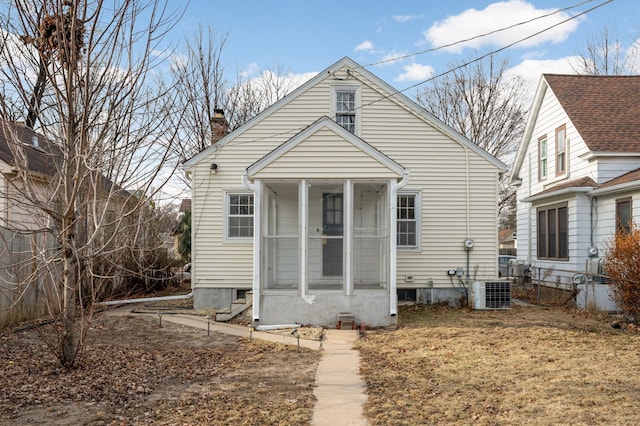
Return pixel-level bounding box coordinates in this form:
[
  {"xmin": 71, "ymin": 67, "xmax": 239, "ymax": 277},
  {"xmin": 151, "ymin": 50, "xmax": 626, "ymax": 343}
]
[{"xmin": 357, "ymin": 304, "xmax": 640, "ymax": 425}]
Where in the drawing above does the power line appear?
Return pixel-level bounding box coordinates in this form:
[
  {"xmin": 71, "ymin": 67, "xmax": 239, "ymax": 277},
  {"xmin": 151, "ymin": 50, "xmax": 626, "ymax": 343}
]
[
  {"xmin": 201, "ymin": 0, "xmax": 613, "ymax": 151},
  {"xmin": 358, "ymin": 0, "xmax": 614, "ymax": 110},
  {"xmin": 361, "ymin": 0, "xmax": 600, "ymax": 68}
]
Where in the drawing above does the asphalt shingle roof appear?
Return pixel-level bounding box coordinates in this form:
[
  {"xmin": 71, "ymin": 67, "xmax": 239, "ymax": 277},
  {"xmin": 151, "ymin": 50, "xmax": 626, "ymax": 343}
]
[
  {"xmin": 544, "ymin": 74, "xmax": 640, "ymax": 153},
  {"xmin": 0, "ymin": 122, "xmax": 60, "ymax": 176}
]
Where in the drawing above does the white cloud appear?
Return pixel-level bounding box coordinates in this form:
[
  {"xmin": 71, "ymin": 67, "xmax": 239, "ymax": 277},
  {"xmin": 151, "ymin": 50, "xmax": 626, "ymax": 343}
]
[
  {"xmin": 393, "ymin": 15, "xmax": 421, "ymax": 23},
  {"xmin": 240, "ymin": 62, "xmax": 260, "ymax": 79},
  {"xmin": 425, "ymin": 0, "xmax": 581, "ymax": 53},
  {"xmin": 395, "ymin": 63, "xmax": 434, "ymax": 83},
  {"xmin": 378, "ymin": 50, "xmax": 406, "ymax": 66},
  {"xmin": 506, "ymin": 56, "xmax": 578, "ymax": 101},
  {"xmin": 355, "ymin": 40, "xmax": 374, "ymax": 52}
]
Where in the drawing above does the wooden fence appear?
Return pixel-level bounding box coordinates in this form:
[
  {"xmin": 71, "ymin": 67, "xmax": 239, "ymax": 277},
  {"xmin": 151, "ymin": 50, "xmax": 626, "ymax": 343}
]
[{"xmin": 0, "ymin": 227, "xmax": 60, "ymax": 327}]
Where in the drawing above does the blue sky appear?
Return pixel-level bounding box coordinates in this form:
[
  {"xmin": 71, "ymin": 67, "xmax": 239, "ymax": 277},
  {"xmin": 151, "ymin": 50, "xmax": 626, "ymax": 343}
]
[{"xmin": 174, "ymin": 0, "xmax": 637, "ymax": 98}]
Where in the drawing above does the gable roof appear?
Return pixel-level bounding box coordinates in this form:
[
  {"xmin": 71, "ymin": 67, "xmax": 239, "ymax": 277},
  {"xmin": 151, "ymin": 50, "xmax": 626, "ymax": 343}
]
[
  {"xmin": 246, "ymin": 116, "xmax": 405, "ymax": 179},
  {"xmin": 510, "ymin": 74, "xmax": 640, "ymax": 185},
  {"xmin": 183, "ymin": 56, "xmax": 506, "ymax": 172},
  {"xmin": 0, "ymin": 121, "xmax": 61, "ymax": 176},
  {"xmin": 544, "ymin": 74, "xmax": 640, "ymax": 153}
]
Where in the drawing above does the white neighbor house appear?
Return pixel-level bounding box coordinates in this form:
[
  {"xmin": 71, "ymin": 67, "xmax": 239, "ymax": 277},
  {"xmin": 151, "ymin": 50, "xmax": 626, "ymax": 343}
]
[
  {"xmin": 183, "ymin": 57, "xmax": 506, "ymax": 327},
  {"xmin": 510, "ymin": 74, "xmax": 640, "ymax": 309}
]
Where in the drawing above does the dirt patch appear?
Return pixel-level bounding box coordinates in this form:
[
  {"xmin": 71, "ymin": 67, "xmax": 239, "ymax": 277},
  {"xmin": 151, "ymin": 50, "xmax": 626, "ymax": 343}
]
[
  {"xmin": 357, "ymin": 304, "xmax": 640, "ymax": 425},
  {"xmin": 1, "ymin": 311, "xmax": 321, "ymax": 425}
]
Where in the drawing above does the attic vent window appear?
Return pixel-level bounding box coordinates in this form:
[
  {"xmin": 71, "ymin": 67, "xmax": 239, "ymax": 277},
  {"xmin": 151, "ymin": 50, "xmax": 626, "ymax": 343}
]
[
  {"xmin": 336, "ymin": 90, "xmax": 355, "ymax": 133},
  {"xmin": 31, "ymin": 135, "xmax": 39, "ymax": 148}
]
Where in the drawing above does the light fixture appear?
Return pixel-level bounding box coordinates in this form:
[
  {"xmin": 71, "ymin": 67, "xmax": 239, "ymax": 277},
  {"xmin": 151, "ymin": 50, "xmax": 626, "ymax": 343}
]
[{"xmin": 210, "ymin": 163, "xmax": 218, "ymax": 174}]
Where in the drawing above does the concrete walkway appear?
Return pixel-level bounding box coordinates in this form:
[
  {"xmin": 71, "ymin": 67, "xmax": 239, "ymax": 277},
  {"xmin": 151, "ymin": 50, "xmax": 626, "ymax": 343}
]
[
  {"xmin": 312, "ymin": 329, "xmax": 368, "ymax": 426},
  {"xmin": 101, "ymin": 307, "xmax": 368, "ymax": 425}
]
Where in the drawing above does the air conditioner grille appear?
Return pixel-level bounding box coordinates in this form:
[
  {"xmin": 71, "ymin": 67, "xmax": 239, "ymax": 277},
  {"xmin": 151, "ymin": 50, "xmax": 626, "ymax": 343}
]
[{"xmin": 484, "ymin": 281, "xmax": 511, "ymax": 309}]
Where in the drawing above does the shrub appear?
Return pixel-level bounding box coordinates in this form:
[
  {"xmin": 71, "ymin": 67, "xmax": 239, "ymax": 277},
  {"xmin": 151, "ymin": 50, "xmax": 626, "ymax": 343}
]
[{"xmin": 604, "ymin": 223, "xmax": 640, "ymax": 323}]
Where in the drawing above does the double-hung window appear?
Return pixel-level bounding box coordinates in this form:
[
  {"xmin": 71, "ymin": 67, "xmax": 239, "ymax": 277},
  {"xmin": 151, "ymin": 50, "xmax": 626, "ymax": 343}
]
[
  {"xmin": 538, "ymin": 136, "xmax": 547, "ymax": 181},
  {"xmin": 397, "ymin": 193, "xmax": 419, "ymax": 249},
  {"xmin": 556, "ymin": 125, "xmax": 567, "ymax": 176},
  {"xmin": 616, "ymin": 198, "xmax": 632, "ymax": 234},
  {"xmin": 537, "ymin": 202, "xmax": 568, "ymax": 260},
  {"xmin": 332, "ymin": 86, "xmax": 359, "ymax": 134},
  {"xmin": 227, "ymin": 193, "xmax": 254, "ymax": 239},
  {"xmin": 336, "ymin": 90, "xmax": 356, "ymax": 133}
]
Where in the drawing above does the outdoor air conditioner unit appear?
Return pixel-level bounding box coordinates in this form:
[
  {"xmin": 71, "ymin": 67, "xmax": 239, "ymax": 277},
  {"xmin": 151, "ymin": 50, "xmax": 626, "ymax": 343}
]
[{"xmin": 473, "ymin": 281, "xmax": 511, "ymax": 310}]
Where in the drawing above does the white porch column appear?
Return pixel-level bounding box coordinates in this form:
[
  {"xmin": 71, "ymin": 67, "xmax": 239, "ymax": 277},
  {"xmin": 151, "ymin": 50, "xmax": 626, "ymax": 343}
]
[
  {"xmin": 345, "ymin": 180, "xmax": 353, "ymax": 295},
  {"xmin": 389, "ymin": 171, "xmax": 410, "ymax": 316},
  {"xmin": 299, "ymin": 180, "xmax": 315, "ymax": 304},
  {"xmin": 242, "ymin": 172, "xmax": 262, "ymax": 321}
]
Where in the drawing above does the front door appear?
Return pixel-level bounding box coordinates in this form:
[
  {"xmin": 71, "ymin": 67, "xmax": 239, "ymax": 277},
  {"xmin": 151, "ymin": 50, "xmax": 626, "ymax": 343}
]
[{"xmin": 322, "ymin": 193, "xmax": 343, "ymax": 276}]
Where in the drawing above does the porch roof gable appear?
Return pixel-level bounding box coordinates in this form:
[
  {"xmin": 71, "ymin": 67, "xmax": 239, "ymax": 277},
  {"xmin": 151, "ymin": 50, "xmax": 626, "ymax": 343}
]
[{"xmin": 246, "ymin": 116, "xmax": 405, "ymax": 180}]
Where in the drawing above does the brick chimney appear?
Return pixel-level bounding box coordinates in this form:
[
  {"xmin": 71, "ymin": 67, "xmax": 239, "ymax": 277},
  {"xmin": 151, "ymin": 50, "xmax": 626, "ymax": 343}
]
[{"xmin": 211, "ymin": 108, "xmax": 229, "ymax": 144}]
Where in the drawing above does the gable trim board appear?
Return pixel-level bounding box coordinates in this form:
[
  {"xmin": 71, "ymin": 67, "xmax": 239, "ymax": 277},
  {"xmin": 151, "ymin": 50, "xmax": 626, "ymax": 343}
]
[
  {"xmin": 187, "ymin": 57, "xmax": 505, "ymax": 327},
  {"xmin": 246, "ymin": 116, "xmax": 405, "ymax": 179}
]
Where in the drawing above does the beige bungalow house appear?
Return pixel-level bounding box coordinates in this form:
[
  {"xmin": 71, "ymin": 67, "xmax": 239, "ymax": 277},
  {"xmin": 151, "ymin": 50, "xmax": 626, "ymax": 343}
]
[{"xmin": 183, "ymin": 57, "xmax": 506, "ymax": 327}]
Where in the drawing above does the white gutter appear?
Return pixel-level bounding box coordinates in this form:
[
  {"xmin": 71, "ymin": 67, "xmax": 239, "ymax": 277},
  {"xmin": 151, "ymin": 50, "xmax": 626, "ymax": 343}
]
[
  {"xmin": 521, "ymin": 186, "xmax": 593, "ymax": 203},
  {"xmin": 590, "ymin": 180, "xmax": 640, "ymax": 196},
  {"xmin": 389, "ymin": 170, "xmax": 410, "ymax": 316},
  {"xmin": 242, "ymin": 171, "xmax": 262, "ymax": 322},
  {"xmin": 100, "ymin": 291, "xmax": 193, "ymax": 306}
]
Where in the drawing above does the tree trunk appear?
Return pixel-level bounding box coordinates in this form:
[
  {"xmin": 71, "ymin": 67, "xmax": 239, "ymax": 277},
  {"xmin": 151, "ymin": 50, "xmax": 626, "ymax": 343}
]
[{"xmin": 61, "ymin": 226, "xmax": 78, "ymax": 368}]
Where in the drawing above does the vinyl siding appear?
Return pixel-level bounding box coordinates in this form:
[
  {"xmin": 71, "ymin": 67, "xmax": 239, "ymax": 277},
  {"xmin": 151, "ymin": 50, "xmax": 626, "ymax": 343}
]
[
  {"xmin": 252, "ymin": 127, "xmax": 401, "ymax": 180},
  {"xmin": 191, "ymin": 63, "xmax": 502, "ymax": 289}
]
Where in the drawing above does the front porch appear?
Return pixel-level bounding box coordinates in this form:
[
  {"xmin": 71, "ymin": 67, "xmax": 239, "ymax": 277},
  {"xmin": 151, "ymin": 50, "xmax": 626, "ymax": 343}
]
[{"xmin": 253, "ymin": 180, "xmax": 400, "ymax": 327}]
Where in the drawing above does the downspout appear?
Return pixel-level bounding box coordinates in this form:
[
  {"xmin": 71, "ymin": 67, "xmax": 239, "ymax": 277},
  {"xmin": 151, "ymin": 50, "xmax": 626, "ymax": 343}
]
[
  {"xmin": 465, "ymin": 147, "xmax": 471, "ymax": 286},
  {"xmin": 242, "ymin": 171, "xmax": 261, "ymax": 322},
  {"xmin": 527, "ymin": 152, "xmax": 532, "ymax": 263},
  {"xmin": 100, "ymin": 291, "xmax": 193, "ymax": 306},
  {"xmin": 389, "ymin": 170, "xmax": 410, "ymax": 316}
]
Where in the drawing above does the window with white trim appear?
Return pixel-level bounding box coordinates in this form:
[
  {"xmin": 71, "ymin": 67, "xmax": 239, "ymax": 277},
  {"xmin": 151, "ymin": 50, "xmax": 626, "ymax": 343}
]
[
  {"xmin": 397, "ymin": 193, "xmax": 419, "ymax": 249},
  {"xmin": 331, "ymin": 86, "xmax": 360, "ymax": 134},
  {"xmin": 538, "ymin": 136, "xmax": 547, "ymax": 181},
  {"xmin": 227, "ymin": 193, "xmax": 254, "ymax": 239},
  {"xmin": 537, "ymin": 202, "xmax": 568, "ymax": 260},
  {"xmin": 556, "ymin": 125, "xmax": 567, "ymax": 176}
]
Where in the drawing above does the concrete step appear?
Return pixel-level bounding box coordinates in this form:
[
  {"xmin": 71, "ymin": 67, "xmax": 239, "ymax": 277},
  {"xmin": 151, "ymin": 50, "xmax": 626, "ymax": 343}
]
[
  {"xmin": 215, "ymin": 296, "xmax": 253, "ymax": 322},
  {"xmin": 336, "ymin": 313, "xmax": 355, "ymax": 330}
]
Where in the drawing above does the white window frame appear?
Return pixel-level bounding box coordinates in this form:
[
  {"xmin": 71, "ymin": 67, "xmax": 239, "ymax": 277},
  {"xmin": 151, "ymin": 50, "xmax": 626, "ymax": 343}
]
[
  {"xmin": 538, "ymin": 136, "xmax": 547, "ymax": 181},
  {"xmin": 397, "ymin": 191, "xmax": 420, "ymax": 251},
  {"xmin": 555, "ymin": 125, "xmax": 567, "ymax": 176},
  {"xmin": 224, "ymin": 191, "xmax": 254, "ymax": 242},
  {"xmin": 330, "ymin": 85, "xmax": 361, "ymax": 135}
]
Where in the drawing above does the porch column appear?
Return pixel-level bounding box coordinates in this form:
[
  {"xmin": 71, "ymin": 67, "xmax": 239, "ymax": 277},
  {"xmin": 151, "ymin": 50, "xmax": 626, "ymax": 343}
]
[
  {"xmin": 345, "ymin": 180, "xmax": 352, "ymax": 295},
  {"xmin": 299, "ymin": 180, "xmax": 308, "ymax": 297}
]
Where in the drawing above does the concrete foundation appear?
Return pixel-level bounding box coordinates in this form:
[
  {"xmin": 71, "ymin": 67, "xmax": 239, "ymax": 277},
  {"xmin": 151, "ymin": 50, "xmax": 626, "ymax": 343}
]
[
  {"xmin": 576, "ymin": 283, "xmax": 618, "ymax": 312},
  {"xmin": 193, "ymin": 288, "xmax": 235, "ymax": 311}
]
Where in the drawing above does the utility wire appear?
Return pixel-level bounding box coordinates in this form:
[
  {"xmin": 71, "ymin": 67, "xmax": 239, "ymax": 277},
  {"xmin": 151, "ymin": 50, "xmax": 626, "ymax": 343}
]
[
  {"xmin": 203, "ymin": 0, "xmax": 613, "ymax": 150},
  {"xmin": 358, "ymin": 0, "xmax": 613, "ymax": 110},
  {"xmin": 361, "ymin": 0, "xmax": 601, "ymax": 67}
]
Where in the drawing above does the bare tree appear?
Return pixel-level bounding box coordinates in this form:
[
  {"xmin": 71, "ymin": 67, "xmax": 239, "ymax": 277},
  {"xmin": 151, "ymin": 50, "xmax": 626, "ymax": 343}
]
[
  {"xmin": 415, "ymin": 55, "xmax": 527, "ymax": 227},
  {"xmin": 572, "ymin": 26, "xmax": 640, "ymax": 75},
  {"xmin": 225, "ymin": 63, "xmax": 298, "ymax": 130},
  {"xmin": 0, "ymin": 0, "xmax": 184, "ymax": 368},
  {"xmin": 171, "ymin": 26, "xmax": 230, "ymax": 160}
]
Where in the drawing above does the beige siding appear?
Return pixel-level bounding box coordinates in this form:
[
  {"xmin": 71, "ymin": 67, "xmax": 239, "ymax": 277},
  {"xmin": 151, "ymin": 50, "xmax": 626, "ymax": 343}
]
[
  {"xmin": 191, "ymin": 63, "xmax": 502, "ymax": 289},
  {"xmin": 253, "ymin": 127, "xmax": 401, "ymax": 180}
]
